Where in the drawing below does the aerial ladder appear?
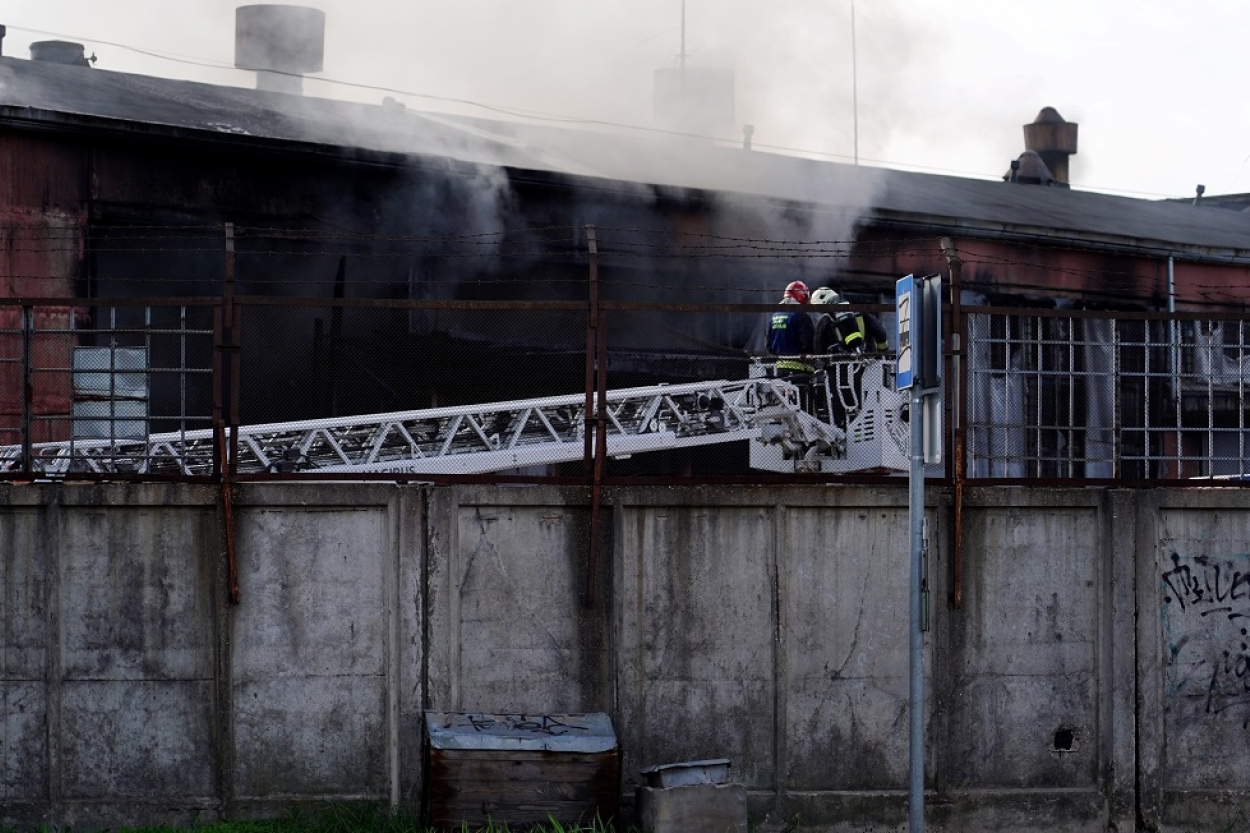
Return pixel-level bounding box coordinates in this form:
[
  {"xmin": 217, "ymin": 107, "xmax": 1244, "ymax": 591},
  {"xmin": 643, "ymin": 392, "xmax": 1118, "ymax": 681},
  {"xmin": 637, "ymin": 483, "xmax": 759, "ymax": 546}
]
[{"xmin": 0, "ymin": 356, "xmax": 911, "ymax": 477}]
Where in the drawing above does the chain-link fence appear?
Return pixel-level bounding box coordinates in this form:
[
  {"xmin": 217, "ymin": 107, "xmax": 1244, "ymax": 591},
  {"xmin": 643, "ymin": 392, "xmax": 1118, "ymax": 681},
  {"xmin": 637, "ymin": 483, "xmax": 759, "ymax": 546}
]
[
  {"xmin": 5, "ymin": 297, "xmax": 1250, "ymax": 485},
  {"xmin": 5, "ymin": 226, "xmax": 1250, "ymax": 485},
  {"xmin": 6, "ymin": 297, "xmax": 1250, "ymax": 484}
]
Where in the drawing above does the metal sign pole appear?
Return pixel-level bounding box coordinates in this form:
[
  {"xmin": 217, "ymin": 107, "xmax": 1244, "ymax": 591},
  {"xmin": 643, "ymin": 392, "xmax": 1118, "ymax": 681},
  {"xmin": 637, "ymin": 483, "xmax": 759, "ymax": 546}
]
[
  {"xmin": 908, "ymin": 378, "xmax": 925, "ymax": 833},
  {"xmin": 896, "ymin": 273, "xmax": 930, "ymax": 832}
]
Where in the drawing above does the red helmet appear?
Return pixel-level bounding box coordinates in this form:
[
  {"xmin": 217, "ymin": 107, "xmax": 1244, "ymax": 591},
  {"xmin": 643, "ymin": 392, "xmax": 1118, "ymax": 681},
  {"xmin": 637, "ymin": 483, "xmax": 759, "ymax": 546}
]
[{"xmin": 783, "ymin": 280, "xmax": 810, "ymax": 303}]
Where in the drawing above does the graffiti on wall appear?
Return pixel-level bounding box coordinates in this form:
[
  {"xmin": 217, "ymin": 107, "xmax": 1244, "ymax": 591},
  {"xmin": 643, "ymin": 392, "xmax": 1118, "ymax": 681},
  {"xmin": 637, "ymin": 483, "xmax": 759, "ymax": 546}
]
[{"xmin": 1161, "ymin": 550, "xmax": 1250, "ymax": 726}]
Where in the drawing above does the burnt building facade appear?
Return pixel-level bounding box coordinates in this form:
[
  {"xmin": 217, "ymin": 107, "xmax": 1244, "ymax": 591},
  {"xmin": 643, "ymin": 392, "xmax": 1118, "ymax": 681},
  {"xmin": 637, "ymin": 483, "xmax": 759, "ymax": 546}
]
[{"xmin": 2, "ymin": 46, "xmax": 1250, "ymax": 477}]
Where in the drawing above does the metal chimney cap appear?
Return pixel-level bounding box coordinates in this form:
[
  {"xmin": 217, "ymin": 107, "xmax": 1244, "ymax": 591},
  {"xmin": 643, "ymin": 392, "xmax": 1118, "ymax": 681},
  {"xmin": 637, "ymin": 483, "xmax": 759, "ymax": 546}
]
[
  {"xmin": 30, "ymin": 40, "xmax": 94, "ymax": 67},
  {"xmin": 1033, "ymin": 106, "xmax": 1067, "ymax": 124},
  {"xmin": 1023, "ymin": 110, "xmax": 1078, "ymax": 156}
]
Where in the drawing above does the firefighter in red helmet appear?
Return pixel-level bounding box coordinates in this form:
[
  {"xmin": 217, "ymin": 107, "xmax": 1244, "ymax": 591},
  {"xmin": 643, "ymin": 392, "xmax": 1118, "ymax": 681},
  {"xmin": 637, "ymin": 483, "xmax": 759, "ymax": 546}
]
[{"xmin": 767, "ymin": 280, "xmax": 815, "ymax": 373}]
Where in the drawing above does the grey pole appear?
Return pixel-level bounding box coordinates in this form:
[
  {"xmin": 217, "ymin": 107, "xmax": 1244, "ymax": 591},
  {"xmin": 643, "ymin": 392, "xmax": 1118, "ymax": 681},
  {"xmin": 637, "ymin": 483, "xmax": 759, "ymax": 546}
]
[{"xmin": 909, "ymin": 383, "xmax": 925, "ymax": 832}]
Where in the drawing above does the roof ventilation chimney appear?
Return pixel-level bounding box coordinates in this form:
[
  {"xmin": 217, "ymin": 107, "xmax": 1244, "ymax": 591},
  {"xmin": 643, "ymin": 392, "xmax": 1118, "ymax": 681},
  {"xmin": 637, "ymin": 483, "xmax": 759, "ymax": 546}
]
[
  {"xmin": 1022, "ymin": 106, "xmax": 1078, "ymax": 187},
  {"xmin": 30, "ymin": 40, "xmax": 95, "ymax": 67},
  {"xmin": 1003, "ymin": 150, "xmax": 1057, "ymax": 186},
  {"xmin": 234, "ymin": 4, "xmax": 325, "ymax": 95}
]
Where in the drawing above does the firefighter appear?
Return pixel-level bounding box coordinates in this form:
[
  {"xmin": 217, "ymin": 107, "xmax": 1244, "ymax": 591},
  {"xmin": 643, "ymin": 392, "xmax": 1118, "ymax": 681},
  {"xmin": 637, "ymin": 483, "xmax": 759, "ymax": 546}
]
[
  {"xmin": 811, "ymin": 287, "xmax": 890, "ymax": 354},
  {"xmin": 767, "ymin": 280, "xmax": 815, "ymax": 374}
]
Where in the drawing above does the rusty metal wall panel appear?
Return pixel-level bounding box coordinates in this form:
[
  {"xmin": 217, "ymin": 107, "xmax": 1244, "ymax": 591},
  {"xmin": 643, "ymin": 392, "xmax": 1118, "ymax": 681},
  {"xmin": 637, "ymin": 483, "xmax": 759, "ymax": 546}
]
[
  {"xmin": 0, "ymin": 133, "xmax": 87, "ymax": 214},
  {"xmin": 0, "ymin": 206, "xmax": 83, "ymax": 297},
  {"xmin": 0, "ymin": 306, "xmax": 78, "ymax": 445},
  {"xmin": 0, "ymin": 133, "xmax": 87, "ymax": 445}
]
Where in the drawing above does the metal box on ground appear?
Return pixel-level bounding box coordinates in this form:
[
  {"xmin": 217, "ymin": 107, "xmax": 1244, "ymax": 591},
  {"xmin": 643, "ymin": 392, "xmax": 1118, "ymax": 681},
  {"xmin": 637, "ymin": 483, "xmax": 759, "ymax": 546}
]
[
  {"xmin": 424, "ymin": 711, "xmax": 619, "ymax": 830},
  {"xmin": 637, "ymin": 782, "xmax": 747, "ymax": 833},
  {"xmin": 641, "ymin": 758, "xmax": 731, "ymax": 788}
]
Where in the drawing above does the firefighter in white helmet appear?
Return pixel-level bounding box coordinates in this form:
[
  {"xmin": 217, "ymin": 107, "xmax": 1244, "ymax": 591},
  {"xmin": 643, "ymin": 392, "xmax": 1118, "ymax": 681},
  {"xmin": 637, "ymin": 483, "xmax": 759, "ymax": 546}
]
[{"xmin": 811, "ymin": 287, "xmax": 889, "ymax": 354}]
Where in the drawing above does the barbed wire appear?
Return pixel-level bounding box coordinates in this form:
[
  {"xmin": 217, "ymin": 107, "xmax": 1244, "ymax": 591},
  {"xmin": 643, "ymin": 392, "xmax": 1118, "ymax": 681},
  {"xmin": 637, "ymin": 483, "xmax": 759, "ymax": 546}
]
[
  {"xmin": 8, "ymin": 223, "xmax": 1243, "ymax": 257},
  {"xmin": 0, "ymin": 263, "xmax": 1245, "ymax": 300},
  {"xmin": 9, "ymin": 226, "xmax": 1250, "ymax": 272},
  {"xmin": 5, "ymin": 225, "xmax": 1250, "ymax": 309}
]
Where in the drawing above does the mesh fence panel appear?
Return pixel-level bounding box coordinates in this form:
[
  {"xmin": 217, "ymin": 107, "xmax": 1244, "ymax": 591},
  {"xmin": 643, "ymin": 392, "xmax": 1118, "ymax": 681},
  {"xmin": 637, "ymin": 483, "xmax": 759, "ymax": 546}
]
[
  {"xmin": 0, "ymin": 302, "xmax": 218, "ymax": 477},
  {"xmin": 966, "ymin": 311, "xmax": 1250, "ymax": 480},
  {"xmin": 5, "ymin": 298, "xmax": 1247, "ymax": 484}
]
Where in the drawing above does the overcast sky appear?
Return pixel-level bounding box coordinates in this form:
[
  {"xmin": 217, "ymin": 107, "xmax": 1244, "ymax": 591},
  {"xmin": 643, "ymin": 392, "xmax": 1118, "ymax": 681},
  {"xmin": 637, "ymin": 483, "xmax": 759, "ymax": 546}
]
[{"xmin": 4, "ymin": 0, "xmax": 1245, "ymax": 200}]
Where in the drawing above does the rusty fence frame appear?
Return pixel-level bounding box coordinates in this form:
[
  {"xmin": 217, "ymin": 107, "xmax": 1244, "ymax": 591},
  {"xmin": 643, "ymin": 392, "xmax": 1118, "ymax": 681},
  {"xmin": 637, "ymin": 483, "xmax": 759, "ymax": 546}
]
[
  {"xmin": 5, "ymin": 294, "xmax": 1250, "ymax": 489},
  {"xmin": 0, "ymin": 296, "xmax": 224, "ymax": 482},
  {"xmin": 4, "ymin": 293, "xmax": 1250, "ymax": 490}
]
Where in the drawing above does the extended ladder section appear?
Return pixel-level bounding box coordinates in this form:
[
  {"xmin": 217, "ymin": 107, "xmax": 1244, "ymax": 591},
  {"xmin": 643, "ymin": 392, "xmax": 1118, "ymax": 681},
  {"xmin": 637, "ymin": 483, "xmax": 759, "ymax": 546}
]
[{"xmin": 0, "ymin": 358, "xmax": 912, "ymax": 477}]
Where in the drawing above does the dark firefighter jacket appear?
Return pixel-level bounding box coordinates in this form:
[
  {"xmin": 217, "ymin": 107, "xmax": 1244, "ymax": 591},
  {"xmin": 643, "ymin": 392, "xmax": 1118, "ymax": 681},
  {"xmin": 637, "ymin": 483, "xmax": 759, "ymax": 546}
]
[
  {"xmin": 815, "ymin": 309, "xmax": 890, "ymax": 354},
  {"xmin": 767, "ymin": 308, "xmax": 815, "ymax": 372}
]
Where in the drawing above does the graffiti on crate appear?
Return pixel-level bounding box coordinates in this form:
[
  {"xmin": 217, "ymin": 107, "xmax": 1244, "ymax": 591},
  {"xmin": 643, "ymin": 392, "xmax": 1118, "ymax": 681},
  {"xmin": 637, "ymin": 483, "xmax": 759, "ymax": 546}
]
[
  {"xmin": 1162, "ymin": 551, "xmax": 1250, "ymax": 726},
  {"xmin": 461, "ymin": 712, "xmax": 588, "ymax": 737}
]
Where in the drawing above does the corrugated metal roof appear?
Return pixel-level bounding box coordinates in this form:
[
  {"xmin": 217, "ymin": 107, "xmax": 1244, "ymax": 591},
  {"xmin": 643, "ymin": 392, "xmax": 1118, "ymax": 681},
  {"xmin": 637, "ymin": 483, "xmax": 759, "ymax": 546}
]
[{"xmin": 3, "ymin": 56, "xmax": 1249, "ymax": 257}]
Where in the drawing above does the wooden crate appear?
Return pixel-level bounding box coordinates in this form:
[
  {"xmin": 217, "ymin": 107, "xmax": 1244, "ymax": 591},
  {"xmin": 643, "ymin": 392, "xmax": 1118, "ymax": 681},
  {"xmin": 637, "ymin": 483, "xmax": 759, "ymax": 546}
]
[
  {"xmin": 427, "ymin": 747, "xmax": 619, "ymax": 828},
  {"xmin": 424, "ymin": 712, "xmax": 620, "ymax": 830}
]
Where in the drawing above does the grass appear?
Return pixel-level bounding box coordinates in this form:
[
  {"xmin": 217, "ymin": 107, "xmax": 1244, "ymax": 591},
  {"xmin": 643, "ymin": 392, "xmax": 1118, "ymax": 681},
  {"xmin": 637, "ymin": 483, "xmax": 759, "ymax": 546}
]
[{"xmin": 3, "ymin": 805, "xmax": 641, "ymax": 833}]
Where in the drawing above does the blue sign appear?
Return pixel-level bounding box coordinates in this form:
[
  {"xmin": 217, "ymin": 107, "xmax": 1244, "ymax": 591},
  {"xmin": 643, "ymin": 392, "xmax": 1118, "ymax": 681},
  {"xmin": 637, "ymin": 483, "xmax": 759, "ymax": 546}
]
[{"xmin": 896, "ymin": 274, "xmax": 914, "ymax": 390}]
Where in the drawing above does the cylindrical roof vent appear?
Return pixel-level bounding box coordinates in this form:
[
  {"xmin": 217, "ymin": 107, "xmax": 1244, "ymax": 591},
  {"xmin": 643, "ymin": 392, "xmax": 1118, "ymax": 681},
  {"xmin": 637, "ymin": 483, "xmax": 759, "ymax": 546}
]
[
  {"xmin": 1022, "ymin": 107, "xmax": 1078, "ymax": 186},
  {"xmin": 235, "ymin": 4, "xmax": 325, "ymax": 95},
  {"xmin": 30, "ymin": 40, "xmax": 94, "ymax": 67}
]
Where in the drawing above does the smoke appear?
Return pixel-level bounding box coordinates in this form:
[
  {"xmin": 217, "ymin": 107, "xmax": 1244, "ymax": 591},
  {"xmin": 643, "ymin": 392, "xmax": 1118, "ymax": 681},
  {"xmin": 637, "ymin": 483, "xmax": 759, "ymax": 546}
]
[
  {"xmin": 5, "ymin": 0, "xmax": 921, "ymax": 304},
  {"xmin": 5, "ymin": 1, "xmax": 917, "ymax": 165},
  {"xmin": 13, "ymin": 0, "xmax": 1250, "ymax": 198}
]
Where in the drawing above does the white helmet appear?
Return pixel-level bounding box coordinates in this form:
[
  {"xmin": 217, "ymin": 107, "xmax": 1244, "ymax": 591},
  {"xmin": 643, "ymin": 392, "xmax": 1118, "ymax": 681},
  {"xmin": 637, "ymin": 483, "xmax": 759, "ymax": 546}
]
[{"xmin": 810, "ymin": 287, "xmax": 842, "ymax": 305}]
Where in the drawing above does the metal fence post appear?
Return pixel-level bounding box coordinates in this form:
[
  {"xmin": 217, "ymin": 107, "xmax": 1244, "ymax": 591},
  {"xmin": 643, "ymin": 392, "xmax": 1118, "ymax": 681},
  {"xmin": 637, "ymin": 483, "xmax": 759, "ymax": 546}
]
[
  {"xmin": 20, "ymin": 304, "xmax": 33, "ymax": 473},
  {"xmin": 584, "ymin": 225, "xmax": 604, "ymax": 608},
  {"xmin": 940, "ymin": 238, "xmax": 965, "ymax": 609}
]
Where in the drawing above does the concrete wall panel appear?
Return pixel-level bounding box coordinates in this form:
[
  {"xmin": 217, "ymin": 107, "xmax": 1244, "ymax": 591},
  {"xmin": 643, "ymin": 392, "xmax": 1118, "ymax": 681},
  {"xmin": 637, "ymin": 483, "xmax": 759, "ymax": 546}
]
[
  {"xmin": 786, "ymin": 678, "xmax": 908, "ymax": 791},
  {"xmin": 394, "ymin": 489, "xmax": 426, "ymax": 805},
  {"xmin": 781, "ymin": 505, "xmax": 911, "ymax": 791},
  {"xmin": 1156, "ymin": 507, "xmax": 1250, "ymax": 792},
  {"xmin": 0, "ymin": 509, "xmax": 49, "ymax": 678},
  {"xmin": 233, "ymin": 507, "xmax": 387, "ymax": 679},
  {"xmin": 60, "ymin": 507, "xmax": 216, "ymax": 680},
  {"xmin": 950, "ymin": 675, "xmax": 1094, "ymax": 786},
  {"xmin": 1, "ymin": 681, "xmax": 49, "ymax": 800},
  {"xmin": 946, "ymin": 505, "xmax": 1100, "ymax": 789},
  {"xmin": 6, "ymin": 482, "xmax": 1250, "ymax": 831},
  {"xmin": 1, "ymin": 507, "xmax": 51, "ymax": 808},
  {"xmin": 232, "ymin": 675, "xmax": 386, "ymax": 795},
  {"xmin": 231, "ymin": 503, "xmax": 390, "ymax": 800},
  {"xmin": 618, "ymin": 504, "xmax": 776, "ymax": 790},
  {"xmin": 450, "ymin": 503, "xmax": 601, "ymax": 713},
  {"xmin": 426, "ymin": 487, "xmax": 610, "ymax": 717},
  {"xmin": 60, "ymin": 679, "xmax": 214, "ymax": 798}
]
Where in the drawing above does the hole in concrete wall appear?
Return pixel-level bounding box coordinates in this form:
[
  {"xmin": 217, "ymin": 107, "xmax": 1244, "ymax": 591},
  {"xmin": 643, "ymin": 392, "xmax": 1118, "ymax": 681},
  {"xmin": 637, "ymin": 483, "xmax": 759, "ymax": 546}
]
[{"xmin": 1053, "ymin": 728, "xmax": 1074, "ymax": 751}]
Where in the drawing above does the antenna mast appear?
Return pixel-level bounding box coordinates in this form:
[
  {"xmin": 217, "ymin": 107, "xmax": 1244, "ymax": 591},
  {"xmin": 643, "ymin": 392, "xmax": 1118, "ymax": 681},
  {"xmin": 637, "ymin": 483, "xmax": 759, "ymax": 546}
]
[
  {"xmin": 681, "ymin": 0, "xmax": 687, "ymax": 70},
  {"xmin": 851, "ymin": 0, "xmax": 860, "ymax": 164}
]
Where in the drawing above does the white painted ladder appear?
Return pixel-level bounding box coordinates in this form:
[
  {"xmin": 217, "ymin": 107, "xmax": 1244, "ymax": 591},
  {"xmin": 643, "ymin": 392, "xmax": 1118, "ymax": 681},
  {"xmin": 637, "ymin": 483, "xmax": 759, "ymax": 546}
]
[{"xmin": 1, "ymin": 358, "xmax": 907, "ymax": 477}]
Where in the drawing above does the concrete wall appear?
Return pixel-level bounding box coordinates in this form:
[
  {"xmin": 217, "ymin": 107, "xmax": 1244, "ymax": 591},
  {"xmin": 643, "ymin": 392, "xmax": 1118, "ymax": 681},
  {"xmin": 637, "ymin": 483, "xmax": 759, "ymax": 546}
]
[{"xmin": 2, "ymin": 482, "xmax": 1248, "ymax": 831}]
